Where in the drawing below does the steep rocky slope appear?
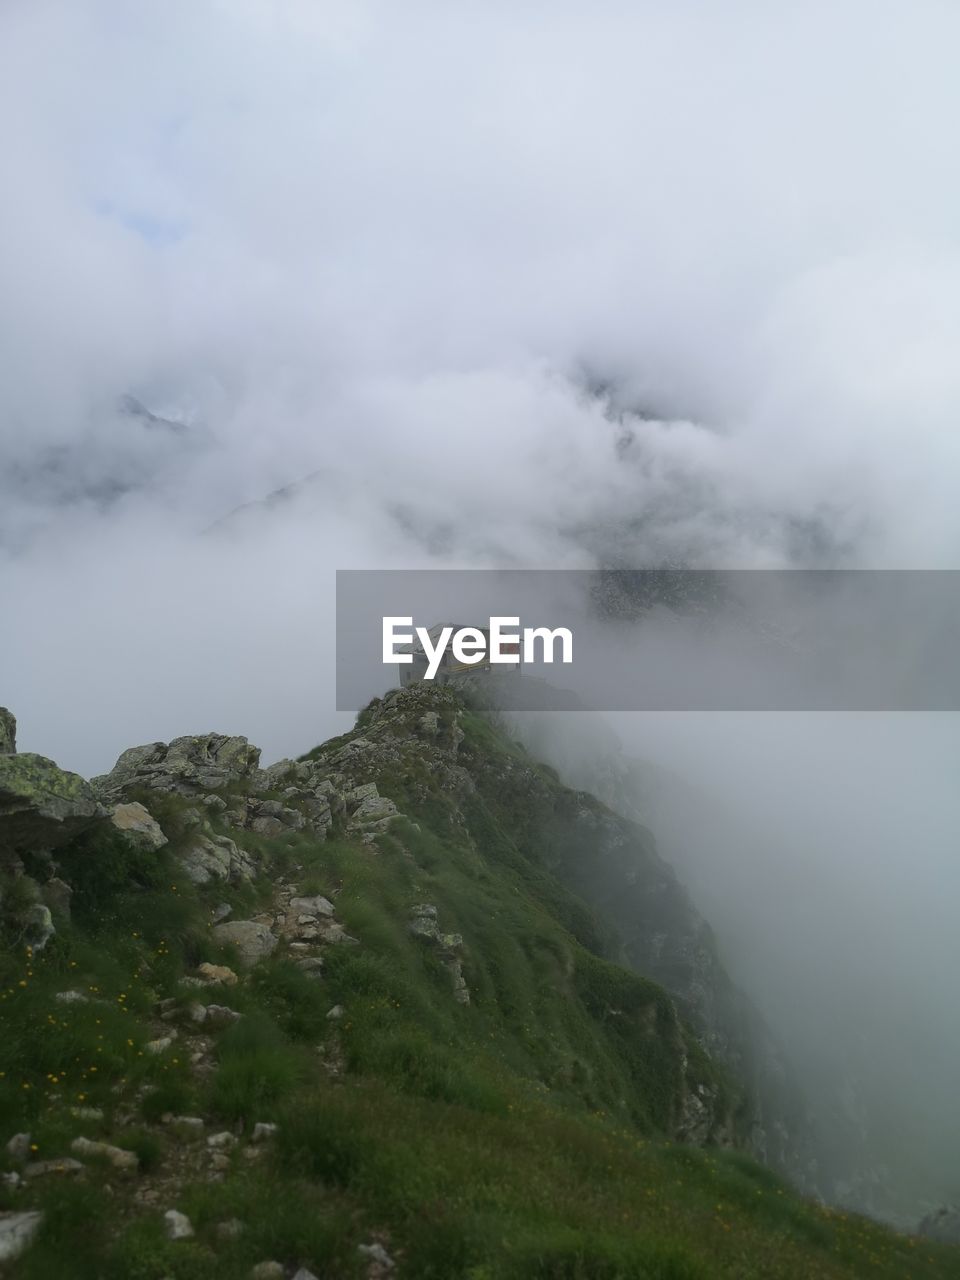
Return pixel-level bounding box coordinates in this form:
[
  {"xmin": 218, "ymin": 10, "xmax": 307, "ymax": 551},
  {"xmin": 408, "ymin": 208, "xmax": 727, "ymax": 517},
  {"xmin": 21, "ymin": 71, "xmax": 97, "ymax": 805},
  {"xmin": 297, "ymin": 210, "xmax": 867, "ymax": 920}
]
[{"xmin": 0, "ymin": 691, "xmax": 957, "ymax": 1278}]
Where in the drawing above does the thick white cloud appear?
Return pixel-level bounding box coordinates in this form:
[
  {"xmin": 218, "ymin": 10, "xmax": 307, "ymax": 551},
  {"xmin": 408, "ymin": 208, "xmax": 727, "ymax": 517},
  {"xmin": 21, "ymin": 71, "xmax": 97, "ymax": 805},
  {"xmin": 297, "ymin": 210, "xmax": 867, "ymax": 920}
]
[{"xmin": 1, "ymin": 0, "xmax": 958, "ymax": 1219}]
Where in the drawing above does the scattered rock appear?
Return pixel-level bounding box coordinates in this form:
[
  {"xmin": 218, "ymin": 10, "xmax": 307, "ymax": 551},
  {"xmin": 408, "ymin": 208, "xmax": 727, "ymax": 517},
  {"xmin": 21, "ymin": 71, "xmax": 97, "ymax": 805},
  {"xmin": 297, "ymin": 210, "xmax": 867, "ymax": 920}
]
[
  {"xmin": 55, "ymin": 989, "xmax": 89, "ymax": 1005},
  {"xmin": 146, "ymin": 1036, "xmax": 175, "ymax": 1055},
  {"xmin": 168, "ymin": 1116, "xmax": 205, "ymax": 1139},
  {"xmin": 0, "ymin": 1211, "xmax": 43, "ymax": 1264},
  {"xmin": 24, "ymin": 1157, "xmax": 84, "ymax": 1179},
  {"xmin": 326, "ymin": 1004, "xmax": 344, "ymax": 1021},
  {"xmin": 207, "ymin": 1131, "xmax": 237, "ymax": 1150},
  {"xmin": 312, "ymin": 918, "xmax": 359, "ymax": 946},
  {"xmin": 292, "ymin": 1269, "xmax": 321, "ymax": 1280},
  {"xmin": 204, "ymin": 1003, "xmax": 242, "ymax": 1029},
  {"xmin": 0, "ymin": 1172, "xmax": 21, "ymax": 1190},
  {"xmin": 163, "ymin": 1209, "xmax": 195, "ymax": 1240},
  {"xmin": 358, "ymin": 1241, "xmax": 395, "ymax": 1271},
  {"xmin": 5, "ymin": 1133, "xmax": 31, "ymax": 1161},
  {"xmin": 213, "ymin": 919, "xmax": 278, "ymax": 967},
  {"xmin": 250, "ymin": 1263, "xmax": 284, "ymax": 1280},
  {"xmin": 216, "ymin": 1217, "xmax": 245, "ymax": 1241},
  {"xmin": 196, "ymin": 962, "xmax": 239, "ymax": 986},
  {"xmin": 315, "ymin": 1035, "xmax": 346, "ymax": 1079},
  {"xmin": 289, "ymin": 894, "xmax": 336, "ymax": 918},
  {"xmin": 109, "ymin": 801, "xmax": 168, "ymax": 852},
  {"xmin": 70, "ymin": 1137, "xmax": 138, "ymax": 1172},
  {"xmin": 21, "ymin": 903, "xmax": 55, "ymax": 952},
  {"xmin": 251, "ymin": 1122, "xmax": 278, "ymax": 1143},
  {"xmin": 70, "ymin": 1106, "xmax": 104, "ymax": 1122},
  {"xmin": 179, "ymin": 834, "xmax": 255, "ymax": 886}
]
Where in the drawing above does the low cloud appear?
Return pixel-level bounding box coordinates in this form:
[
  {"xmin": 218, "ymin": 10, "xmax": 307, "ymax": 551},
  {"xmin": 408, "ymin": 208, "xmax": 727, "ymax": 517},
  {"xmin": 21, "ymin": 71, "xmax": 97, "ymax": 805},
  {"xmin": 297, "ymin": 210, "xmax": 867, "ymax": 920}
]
[{"xmin": 1, "ymin": 0, "xmax": 958, "ymax": 1221}]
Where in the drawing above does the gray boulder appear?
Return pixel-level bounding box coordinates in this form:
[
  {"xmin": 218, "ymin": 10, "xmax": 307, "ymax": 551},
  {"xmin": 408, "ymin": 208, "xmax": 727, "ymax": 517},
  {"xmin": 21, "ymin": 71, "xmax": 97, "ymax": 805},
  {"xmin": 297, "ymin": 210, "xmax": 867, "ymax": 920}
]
[
  {"xmin": 70, "ymin": 1136, "xmax": 138, "ymax": 1172},
  {"xmin": 254, "ymin": 758, "xmax": 309, "ymax": 791},
  {"xmin": 408, "ymin": 903, "xmax": 440, "ymax": 941},
  {"xmin": 0, "ymin": 753, "xmax": 101, "ymax": 853},
  {"xmin": 93, "ymin": 734, "xmax": 261, "ymax": 799},
  {"xmin": 289, "ymin": 894, "xmax": 336, "ymax": 918},
  {"xmin": 23, "ymin": 904, "xmax": 56, "ymax": 952},
  {"xmin": 163, "ymin": 1209, "xmax": 194, "ymax": 1240},
  {"xmin": 213, "ymin": 920, "xmax": 277, "ymax": 967},
  {"xmin": 346, "ymin": 783, "xmax": 399, "ymax": 832},
  {"xmin": 109, "ymin": 801, "xmax": 168, "ymax": 852},
  {"xmin": 179, "ymin": 835, "xmax": 255, "ymax": 886},
  {"xmin": 0, "ymin": 708, "xmax": 15, "ymax": 755},
  {"xmin": 0, "ymin": 1211, "xmax": 43, "ymax": 1263}
]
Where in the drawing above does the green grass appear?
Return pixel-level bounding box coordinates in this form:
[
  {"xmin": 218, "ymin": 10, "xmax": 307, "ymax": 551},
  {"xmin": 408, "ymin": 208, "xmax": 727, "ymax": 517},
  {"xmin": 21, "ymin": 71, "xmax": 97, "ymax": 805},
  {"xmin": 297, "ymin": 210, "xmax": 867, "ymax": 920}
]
[{"xmin": 1, "ymin": 694, "xmax": 958, "ymax": 1278}]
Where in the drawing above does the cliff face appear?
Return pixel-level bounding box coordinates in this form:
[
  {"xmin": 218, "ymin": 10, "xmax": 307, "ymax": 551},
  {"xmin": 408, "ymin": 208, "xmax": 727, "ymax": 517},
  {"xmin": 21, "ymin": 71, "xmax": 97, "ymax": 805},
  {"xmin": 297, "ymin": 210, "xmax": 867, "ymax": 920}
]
[
  {"xmin": 320, "ymin": 685, "xmax": 813, "ymax": 1179},
  {"xmin": 296, "ymin": 683, "xmax": 739, "ymax": 1146}
]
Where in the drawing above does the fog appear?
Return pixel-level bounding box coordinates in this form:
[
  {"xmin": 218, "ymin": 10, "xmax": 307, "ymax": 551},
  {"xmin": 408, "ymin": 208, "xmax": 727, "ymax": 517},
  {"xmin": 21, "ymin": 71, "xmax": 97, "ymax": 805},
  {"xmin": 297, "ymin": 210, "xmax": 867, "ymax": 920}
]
[
  {"xmin": 1, "ymin": 0, "xmax": 958, "ymax": 1223},
  {"xmin": 515, "ymin": 708, "xmax": 960, "ymax": 1221}
]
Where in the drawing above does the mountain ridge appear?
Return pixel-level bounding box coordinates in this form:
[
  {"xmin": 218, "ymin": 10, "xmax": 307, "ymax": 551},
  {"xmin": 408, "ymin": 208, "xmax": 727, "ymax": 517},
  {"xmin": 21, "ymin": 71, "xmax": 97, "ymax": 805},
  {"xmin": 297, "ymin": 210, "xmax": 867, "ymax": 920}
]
[{"xmin": 0, "ymin": 691, "xmax": 957, "ymax": 1277}]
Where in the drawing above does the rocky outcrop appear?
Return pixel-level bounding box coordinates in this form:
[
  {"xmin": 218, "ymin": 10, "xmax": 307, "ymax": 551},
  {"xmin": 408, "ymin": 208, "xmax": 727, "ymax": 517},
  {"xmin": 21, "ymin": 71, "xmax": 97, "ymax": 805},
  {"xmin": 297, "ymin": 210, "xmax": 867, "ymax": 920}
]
[
  {"xmin": 92, "ymin": 735, "xmax": 340, "ymax": 846},
  {"xmin": 179, "ymin": 834, "xmax": 255, "ymax": 886},
  {"xmin": 274, "ymin": 884, "xmax": 357, "ymax": 959},
  {"xmin": 408, "ymin": 903, "xmax": 470, "ymax": 1003},
  {"xmin": 93, "ymin": 734, "xmax": 261, "ymax": 799},
  {"xmin": 295, "ymin": 684, "xmax": 751, "ymax": 1145},
  {"xmin": 346, "ymin": 782, "xmax": 399, "ymax": 833},
  {"xmin": 0, "ymin": 708, "xmax": 15, "ymax": 755},
  {"xmin": 0, "ymin": 751, "xmax": 101, "ymax": 854}
]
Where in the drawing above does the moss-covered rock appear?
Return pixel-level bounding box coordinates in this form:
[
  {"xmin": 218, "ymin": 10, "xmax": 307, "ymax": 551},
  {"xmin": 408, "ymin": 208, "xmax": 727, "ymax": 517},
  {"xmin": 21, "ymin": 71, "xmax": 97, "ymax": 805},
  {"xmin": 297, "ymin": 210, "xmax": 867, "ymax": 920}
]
[
  {"xmin": 0, "ymin": 707, "xmax": 16, "ymax": 755},
  {"xmin": 93, "ymin": 734, "xmax": 261, "ymax": 800},
  {"xmin": 0, "ymin": 752, "xmax": 100, "ymax": 853}
]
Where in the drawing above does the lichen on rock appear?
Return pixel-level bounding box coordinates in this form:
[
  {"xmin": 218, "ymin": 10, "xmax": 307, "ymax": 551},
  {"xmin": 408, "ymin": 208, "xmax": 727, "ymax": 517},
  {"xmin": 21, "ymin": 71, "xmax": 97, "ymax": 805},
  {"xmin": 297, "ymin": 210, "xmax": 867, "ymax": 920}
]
[
  {"xmin": 0, "ymin": 708, "xmax": 16, "ymax": 755},
  {"xmin": 0, "ymin": 751, "xmax": 101, "ymax": 853}
]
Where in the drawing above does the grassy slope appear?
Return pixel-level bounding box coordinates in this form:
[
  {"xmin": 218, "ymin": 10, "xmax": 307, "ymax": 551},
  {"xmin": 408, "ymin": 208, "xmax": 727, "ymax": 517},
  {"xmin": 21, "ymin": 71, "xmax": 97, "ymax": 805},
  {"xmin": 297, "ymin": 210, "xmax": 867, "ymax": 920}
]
[{"xmin": 0, "ymin": 707, "xmax": 957, "ymax": 1278}]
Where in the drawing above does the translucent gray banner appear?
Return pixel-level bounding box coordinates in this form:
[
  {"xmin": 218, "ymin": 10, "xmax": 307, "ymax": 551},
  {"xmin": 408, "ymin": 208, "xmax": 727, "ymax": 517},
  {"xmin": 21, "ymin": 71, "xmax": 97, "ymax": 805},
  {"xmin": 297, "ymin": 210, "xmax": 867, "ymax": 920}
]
[{"xmin": 336, "ymin": 569, "xmax": 960, "ymax": 711}]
